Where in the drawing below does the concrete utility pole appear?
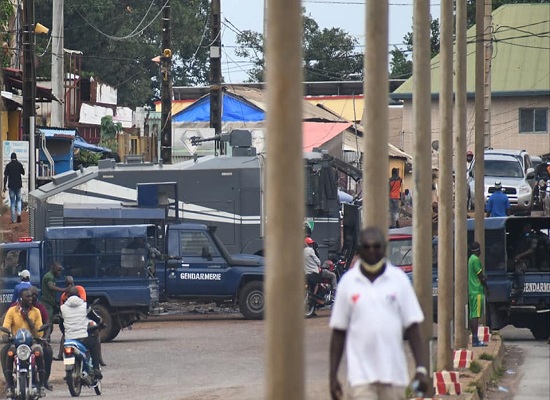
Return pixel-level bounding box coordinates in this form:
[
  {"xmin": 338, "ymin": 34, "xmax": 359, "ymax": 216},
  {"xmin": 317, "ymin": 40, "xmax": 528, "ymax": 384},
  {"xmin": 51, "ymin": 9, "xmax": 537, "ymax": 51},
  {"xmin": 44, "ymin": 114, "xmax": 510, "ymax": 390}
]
[
  {"xmin": 160, "ymin": 0, "xmax": 172, "ymax": 164},
  {"xmin": 362, "ymin": 0, "xmax": 389, "ymax": 231},
  {"xmin": 474, "ymin": 0, "xmax": 486, "ymax": 269},
  {"xmin": 264, "ymin": 0, "xmax": 304, "ymax": 399},
  {"xmin": 437, "ymin": 0, "xmax": 453, "ymax": 371},
  {"xmin": 51, "ymin": 0, "xmax": 64, "ymax": 127},
  {"xmin": 412, "ymin": 0, "xmax": 433, "ymax": 376},
  {"xmin": 210, "ymin": 0, "xmax": 223, "ymax": 155},
  {"xmin": 454, "ymin": 0, "xmax": 469, "ymax": 349},
  {"xmin": 22, "ymin": 0, "xmax": 36, "ymax": 190}
]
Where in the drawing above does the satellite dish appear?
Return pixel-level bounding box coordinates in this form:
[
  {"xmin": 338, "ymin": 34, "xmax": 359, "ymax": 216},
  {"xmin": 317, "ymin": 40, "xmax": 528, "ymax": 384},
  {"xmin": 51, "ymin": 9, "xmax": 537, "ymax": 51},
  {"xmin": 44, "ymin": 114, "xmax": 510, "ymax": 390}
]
[{"xmin": 431, "ymin": 140, "xmax": 440, "ymax": 151}]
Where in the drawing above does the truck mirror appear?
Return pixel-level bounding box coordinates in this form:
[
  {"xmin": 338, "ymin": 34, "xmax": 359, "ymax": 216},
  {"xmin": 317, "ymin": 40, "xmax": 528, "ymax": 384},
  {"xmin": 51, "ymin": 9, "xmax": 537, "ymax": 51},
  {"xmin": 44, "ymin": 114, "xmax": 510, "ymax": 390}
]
[{"xmin": 201, "ymin": 247, "xmax": 212, "ymax": 261}]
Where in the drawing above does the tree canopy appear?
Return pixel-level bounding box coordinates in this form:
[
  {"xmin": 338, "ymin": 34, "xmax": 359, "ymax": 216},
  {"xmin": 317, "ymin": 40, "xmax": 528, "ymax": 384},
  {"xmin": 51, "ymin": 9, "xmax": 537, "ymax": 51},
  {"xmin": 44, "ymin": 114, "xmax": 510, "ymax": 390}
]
[
  {"xmin": 236, "ymin": 10, "xmax": 362, "ymax": 82},
  {"xmin": 34, "ymin": 0, "xmax": 211, "ymax": 108}
]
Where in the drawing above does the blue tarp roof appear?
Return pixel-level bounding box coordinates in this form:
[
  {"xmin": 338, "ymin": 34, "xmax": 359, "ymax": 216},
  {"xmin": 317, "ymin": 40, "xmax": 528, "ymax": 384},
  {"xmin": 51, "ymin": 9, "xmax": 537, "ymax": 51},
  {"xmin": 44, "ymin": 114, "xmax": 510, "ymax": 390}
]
[
  {"xmin": 74, "ymin": 135, "xmax": 111, "ymax": 153},
  {"xmin": 172, "ymin": 92, "xmax": 265, "ymax": 123}
]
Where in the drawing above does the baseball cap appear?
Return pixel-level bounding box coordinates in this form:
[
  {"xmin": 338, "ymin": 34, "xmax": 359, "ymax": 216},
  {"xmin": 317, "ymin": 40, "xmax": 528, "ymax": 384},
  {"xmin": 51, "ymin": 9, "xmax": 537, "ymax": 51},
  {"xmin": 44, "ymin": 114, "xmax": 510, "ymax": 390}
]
[
  {"xmin": 304, "ymin": 237, "xmax": 315, "ymax": 245},
  {"xmin": 494, "ymin": 181, "xmax": 502, "ymax": 189},
  {"xmin": 18, "ymin": 269, "xmax": 30, "ymax": 279}
]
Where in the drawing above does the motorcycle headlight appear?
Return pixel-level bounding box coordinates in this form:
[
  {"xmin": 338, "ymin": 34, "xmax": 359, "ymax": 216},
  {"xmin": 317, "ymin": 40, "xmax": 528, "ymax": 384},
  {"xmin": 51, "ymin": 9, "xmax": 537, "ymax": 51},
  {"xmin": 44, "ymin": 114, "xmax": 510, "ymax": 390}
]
[
  {"xmin": 16, "ymin": 345, "xmax": 31, "ymax": 361},
  {"xmin": 519, "ymin": 185, "xmax": 531, "ymax": 194}
]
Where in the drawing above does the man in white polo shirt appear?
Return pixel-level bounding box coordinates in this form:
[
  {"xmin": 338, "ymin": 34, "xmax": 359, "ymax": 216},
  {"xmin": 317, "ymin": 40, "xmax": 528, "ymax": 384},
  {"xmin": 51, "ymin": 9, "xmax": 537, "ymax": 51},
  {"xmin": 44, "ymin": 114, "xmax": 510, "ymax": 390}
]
[{"xmin": 329, "ymin": 226, "xmax": 429, "ymax": 400}]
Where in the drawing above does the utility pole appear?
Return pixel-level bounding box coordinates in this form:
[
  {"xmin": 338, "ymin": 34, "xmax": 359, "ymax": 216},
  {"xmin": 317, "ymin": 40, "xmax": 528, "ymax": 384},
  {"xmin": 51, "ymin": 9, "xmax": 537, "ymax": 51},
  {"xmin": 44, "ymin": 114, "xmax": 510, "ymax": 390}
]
[
  {"xmin": 22, "ymin": 0, "xmax": 36, "ymax": 190},
  {"xmin": 474, "ymin": 0, "xmax": 486, "ymax": 274},
  {"xmin": 265, "ymin": 0, "xmax": 304, "ymax": 398},
  {"xmin": 412, "ymin": 0, "xmax": 433, "ymax": 381},
  {"xmin": 454, "ymin": 0, "xmax": 469, "ymax": 349},
  {"xmin": 51, "ymin": 0, "xmax": 64, "ymax": 127},
  {"xmin": 483, "ymin": 0, "xmax": 492, "ymax": 148},
  {"xmin": 437, "ymin": 0, "xmax": 453, "ymax": 371},
  {"xmin": 362, "ymin": 1, "xmax": 389, "ymax": 231},
  {"xmin": 160, "ymin": 0, "xmax": 172, "ymax": 164},
  {"xmin": 210, "ymin": 0, "xmax": 223, "ymax": 155}
]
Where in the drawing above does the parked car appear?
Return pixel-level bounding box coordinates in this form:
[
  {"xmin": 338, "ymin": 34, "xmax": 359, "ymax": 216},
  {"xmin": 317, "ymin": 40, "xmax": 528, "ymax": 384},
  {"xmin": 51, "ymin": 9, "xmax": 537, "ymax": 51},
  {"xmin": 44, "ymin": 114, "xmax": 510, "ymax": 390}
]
[{"xmin": 467, "ymin": 149, "xmax": 536, "ymax": 215}]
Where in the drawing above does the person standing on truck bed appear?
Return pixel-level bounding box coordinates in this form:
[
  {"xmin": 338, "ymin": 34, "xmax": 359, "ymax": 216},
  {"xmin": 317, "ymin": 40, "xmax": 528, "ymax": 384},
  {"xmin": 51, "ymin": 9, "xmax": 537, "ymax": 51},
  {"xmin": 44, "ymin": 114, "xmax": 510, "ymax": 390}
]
[
  {"xmin": 512, "ymin": 223, "xmax": 538, "ymax": 304},
  {"xmin": 2, "ymin": 152, "xmax": 25, "ymax": 224},
  {"xmin": 468, "ymin": 242, "xmax": 489, "ymax": 347}
]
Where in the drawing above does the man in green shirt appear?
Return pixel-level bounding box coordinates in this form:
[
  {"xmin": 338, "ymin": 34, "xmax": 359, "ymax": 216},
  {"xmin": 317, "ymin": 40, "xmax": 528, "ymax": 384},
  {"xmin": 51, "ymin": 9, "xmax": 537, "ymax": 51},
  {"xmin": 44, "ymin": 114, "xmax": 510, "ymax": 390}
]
[{"xmin": 468, "ymin": 242, "xmax": 489, "ymax": 347}]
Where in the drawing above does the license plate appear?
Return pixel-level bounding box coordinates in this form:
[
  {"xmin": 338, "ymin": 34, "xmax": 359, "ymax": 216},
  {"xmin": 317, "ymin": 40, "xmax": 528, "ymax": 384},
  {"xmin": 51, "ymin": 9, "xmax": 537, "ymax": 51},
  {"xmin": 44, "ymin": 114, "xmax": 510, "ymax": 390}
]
[{"xmin": 63, "ymin": 357, "xmax": 75, "ymax": 366}]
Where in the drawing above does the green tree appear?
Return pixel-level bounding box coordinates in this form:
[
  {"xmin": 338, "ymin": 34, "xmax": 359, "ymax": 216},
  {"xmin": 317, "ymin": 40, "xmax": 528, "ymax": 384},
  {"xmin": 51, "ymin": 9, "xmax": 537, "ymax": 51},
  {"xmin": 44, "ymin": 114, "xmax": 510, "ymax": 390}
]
[
  {"xmin": 390, "ymin": 18, "xmax": 440, "ymax": 79},
  {"xmin": 35, "ymin": 0, "xmax": 210, "ymax": 108},
  {"xmin": 466, "ymin": 0, "xmax": 549, "ymax": 28},
  {"xmin": 236, "ymin": 11, "xmax": 362, "ymax": 82},
  {"xmin": 99, "ymin": 115, "xmax": 122, "ymax": 154}
]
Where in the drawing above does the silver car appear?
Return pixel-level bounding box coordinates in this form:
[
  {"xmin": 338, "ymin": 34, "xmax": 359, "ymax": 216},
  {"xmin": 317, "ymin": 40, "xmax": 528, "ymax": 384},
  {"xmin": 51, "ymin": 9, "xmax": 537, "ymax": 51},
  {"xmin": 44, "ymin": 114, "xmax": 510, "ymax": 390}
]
[{"xmin": 468, "ymin": 151, "xmax": 536, "ymax": 215}]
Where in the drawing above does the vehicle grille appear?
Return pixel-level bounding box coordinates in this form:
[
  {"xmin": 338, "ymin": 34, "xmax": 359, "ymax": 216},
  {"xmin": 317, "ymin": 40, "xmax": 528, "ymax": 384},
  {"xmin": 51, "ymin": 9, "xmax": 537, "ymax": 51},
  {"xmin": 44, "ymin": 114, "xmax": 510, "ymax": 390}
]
[{"xmin": 488, "ymin": 187, "xmax": 517, "ymax": 195}]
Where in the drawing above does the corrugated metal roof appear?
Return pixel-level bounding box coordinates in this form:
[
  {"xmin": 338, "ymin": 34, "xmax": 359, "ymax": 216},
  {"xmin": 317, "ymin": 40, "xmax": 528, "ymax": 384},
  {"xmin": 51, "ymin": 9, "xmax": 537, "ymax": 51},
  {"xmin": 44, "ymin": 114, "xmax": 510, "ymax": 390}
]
[{"xmin": 394, "ymin": 4, "xmax": 550, "ymax": 96}]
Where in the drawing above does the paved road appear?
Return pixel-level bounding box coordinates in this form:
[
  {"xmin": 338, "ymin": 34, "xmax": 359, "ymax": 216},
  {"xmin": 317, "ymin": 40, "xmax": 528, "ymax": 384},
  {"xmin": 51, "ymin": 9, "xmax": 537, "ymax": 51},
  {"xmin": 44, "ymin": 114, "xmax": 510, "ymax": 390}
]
[
  {"xmin": 47, "ymin": 311, "xmax": 340, "ymax": 399},
  {"xmin": 499, "ymin": 326, "xmax": 550, "ymax": 400}
]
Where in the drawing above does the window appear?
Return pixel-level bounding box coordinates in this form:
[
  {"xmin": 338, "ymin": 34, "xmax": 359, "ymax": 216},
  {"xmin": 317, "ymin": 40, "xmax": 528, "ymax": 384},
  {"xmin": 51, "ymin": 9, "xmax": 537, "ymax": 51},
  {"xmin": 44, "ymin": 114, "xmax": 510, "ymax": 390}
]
[
  {"xmin": 519, "ymin": 108, "xmax": 548, "ymax": 133},
  {"xmin": 180, "ymin": 232, "xmax": 220, "ymax": 258},
  {"xmin": 0, "ymin": 249, "xmax": 27, "ymax": 278}
]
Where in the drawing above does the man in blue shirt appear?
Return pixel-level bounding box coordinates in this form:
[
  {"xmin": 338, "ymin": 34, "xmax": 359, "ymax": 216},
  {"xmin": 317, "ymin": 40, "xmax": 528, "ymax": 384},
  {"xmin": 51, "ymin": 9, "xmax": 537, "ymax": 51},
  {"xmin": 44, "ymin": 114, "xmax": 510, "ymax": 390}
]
[
  {"xmin": 11, "ymin": 269, "xmax": 32, "ymax": 303},
  {"xmin": 486, "ymin": 181, "xmax": 510, "ymax": 217}
]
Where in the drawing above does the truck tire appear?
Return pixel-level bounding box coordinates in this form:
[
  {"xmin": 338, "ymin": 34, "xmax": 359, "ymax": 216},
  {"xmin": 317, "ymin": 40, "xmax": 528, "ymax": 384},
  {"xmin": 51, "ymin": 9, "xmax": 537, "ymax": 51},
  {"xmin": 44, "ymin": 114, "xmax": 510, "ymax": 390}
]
[
  {"xmin": 530, "ymin": 315, "xmax": 550, "ymax": 340},
  {"xmin": 238, "ymin": 281, "xmax": 264, "ymax": 320},
  {"xmin": 91, "ymin": 304, "xmax": 120, "ymax": 343}
]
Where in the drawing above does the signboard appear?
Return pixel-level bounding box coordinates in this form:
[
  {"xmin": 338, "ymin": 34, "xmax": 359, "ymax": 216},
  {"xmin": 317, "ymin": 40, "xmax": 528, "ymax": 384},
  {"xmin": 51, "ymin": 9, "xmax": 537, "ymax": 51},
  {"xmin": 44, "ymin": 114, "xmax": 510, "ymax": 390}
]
[{"xmin": 2, "ymin": 141, "xmax": 29, "ymax": 206}]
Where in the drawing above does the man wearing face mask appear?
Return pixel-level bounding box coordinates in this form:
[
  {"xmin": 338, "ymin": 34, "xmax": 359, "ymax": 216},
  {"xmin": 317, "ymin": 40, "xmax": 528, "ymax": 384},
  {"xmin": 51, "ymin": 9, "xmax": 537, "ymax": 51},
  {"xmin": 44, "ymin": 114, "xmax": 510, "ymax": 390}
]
[{"xmin": 329, "ymin": 226, "xmax": 428, "ymax": 400}]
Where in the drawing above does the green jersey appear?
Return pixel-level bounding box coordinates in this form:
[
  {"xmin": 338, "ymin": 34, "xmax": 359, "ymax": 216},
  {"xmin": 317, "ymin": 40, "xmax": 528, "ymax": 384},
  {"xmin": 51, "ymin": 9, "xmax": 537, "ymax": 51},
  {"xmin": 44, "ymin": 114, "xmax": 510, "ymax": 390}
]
[
  {"xmin": 40, "ymin": 271, "xmax": 57, "ymax": 306},
  {"xmin": 468, "ymin": 254, "xmax": 484, "ymax": 296}
]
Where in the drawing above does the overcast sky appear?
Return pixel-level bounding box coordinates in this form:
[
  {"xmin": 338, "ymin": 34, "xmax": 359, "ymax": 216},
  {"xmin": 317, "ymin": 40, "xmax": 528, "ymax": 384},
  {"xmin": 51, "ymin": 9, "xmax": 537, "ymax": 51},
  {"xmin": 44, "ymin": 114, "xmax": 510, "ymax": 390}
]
[{"xmin": 220, "ymin": 0, "xmax": 441, "ymax": 82}]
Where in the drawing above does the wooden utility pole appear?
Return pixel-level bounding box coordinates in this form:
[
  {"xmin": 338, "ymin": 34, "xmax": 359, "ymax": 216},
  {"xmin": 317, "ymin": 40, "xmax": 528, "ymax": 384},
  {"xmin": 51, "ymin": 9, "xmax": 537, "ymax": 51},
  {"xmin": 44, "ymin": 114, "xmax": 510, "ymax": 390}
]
[
  {"xmin": 437, "ymin": 0, "xmax": 453, "ymax": 371},
  {"xmin": 412, "ymin": 0, "xmax": 433, "ymax": 377},
  {"xmin": 51, "ymin": 0, "xmax": 64, "ymax": 127},
  {"xmin": 265, "ymin": 0, "xmax": 304, "ymax": 398},
  {"xmin": 454, "ymin": 0, "xmax": 469, "ymax": 349},
  {"xmin": 160, "ymin": 0, "xmax": 172, "ymax": 164},
  {"xmin": 362, "ymin": 0, "xmax": 388, "ymax": 231},
  {"xmin": 474, "ymin": 0, "xmax": 486, "ymax": 269},
  {"xmin": 22, "ymin": 0, "xmax": 36, "ymax": 190},
  {"xmin": 210, "ymin": 0, "xmax": 223, "ymax": 154},
  {"xmin": 484, "ymin": 0, "xmax": 492, "ymax": 148}
]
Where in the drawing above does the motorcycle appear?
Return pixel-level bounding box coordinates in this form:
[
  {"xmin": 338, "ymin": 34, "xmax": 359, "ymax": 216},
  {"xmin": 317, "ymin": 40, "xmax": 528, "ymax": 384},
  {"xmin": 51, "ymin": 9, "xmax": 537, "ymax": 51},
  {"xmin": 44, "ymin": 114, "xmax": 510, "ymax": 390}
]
[
  {"xmin": 63, "ymin": 322, "xmax": 103, "ymax": 397},
  {"xmin": 0, "ymin": 325, "xmax": 49, "ymax": 400},
  {"xmin": 304, "ymin": 275, "xmax": 335, "ymax": 318}
]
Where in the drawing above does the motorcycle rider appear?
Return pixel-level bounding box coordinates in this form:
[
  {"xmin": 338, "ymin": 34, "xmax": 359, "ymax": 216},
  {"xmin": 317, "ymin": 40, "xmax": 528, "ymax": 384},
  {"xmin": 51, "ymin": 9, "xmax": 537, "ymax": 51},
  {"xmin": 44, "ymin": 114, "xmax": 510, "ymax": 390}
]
[
  {"xmin": 304, "ymin": 237, "xmax": 323, "ymax": 300},
  {"xmin": 321, "ymin": 259, "xmax": 338, "ymax": 291},
  {"xmin": 1, "ymin": 288, "xmax": 46, "ymax": 399},
  {"xmin": 59, "ymin": 287, "xmax": 103, "ymax": 380}
]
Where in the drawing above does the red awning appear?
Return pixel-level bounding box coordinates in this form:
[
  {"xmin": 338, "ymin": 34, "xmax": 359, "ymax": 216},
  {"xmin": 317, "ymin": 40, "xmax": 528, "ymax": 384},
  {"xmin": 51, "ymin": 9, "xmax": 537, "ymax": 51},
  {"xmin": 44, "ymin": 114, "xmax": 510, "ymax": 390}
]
[{"xmin": 302, "ymin": 122, "xmax": 353, "ymax": 151}]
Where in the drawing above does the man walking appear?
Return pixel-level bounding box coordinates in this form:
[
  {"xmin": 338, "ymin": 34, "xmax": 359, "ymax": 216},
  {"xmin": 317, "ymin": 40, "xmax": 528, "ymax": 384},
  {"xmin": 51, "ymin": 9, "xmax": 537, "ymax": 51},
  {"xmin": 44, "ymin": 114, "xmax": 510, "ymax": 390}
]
[
  {"xmin": 329, "ymin": 226, "xmax": 428, "ymax": 400},
  {"xmin": 485, "ymin": 181, "xmax": 510, "ymax": 217},
  {"xmin": 3, "ymin": 152, "xmax": 25, "ymax": 223},
  {"xmin": 11, "ymin": 269, "xmax": 32, "ymax": 303},
  {"xmin": 468, "ymin": 242, "xmax": 489, "ymax": 347},
  {"xmin": 389, "ymin": 168, "xmax": 402, "ymax": 228}
]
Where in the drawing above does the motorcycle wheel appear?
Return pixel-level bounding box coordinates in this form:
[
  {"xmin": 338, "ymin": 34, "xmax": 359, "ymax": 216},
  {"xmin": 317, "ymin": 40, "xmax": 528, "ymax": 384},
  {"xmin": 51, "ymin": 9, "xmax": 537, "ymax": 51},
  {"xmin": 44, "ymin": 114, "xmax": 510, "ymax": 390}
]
[
  {"xmin": 93, "ymin": 379, "xmax": 102, "ymax": 395},
  {"xmin": 304, "ymin": 291, "xmax": 316, "ymax": 318},
  {"xmin": 66, "ymin": 359, "xmax": 82, "ymax": 397},
  {"xmin": 17, "ymin": 371, "xmax": 27, "ymax": 400}
]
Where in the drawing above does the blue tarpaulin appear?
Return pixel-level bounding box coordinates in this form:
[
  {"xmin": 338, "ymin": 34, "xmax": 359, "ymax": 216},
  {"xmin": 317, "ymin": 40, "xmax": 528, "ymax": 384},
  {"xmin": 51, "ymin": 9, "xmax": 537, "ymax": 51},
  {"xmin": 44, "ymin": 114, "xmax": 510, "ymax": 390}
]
[
  {"xmin": 74, "ymin": 135, "xmax": 111, "ymax": 153},
  {"xmin": 172, "ymin": 93, "xmax": 265, "ymax": 123}
]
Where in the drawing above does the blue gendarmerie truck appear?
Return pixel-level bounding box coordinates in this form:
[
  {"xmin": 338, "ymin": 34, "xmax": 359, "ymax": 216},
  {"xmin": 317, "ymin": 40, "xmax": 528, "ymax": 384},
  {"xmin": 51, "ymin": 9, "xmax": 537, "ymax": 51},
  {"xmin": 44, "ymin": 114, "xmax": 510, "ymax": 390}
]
[
  {"xmin": 0, "ymin": 224, "xmax": 160, "ymax": 342},
  {"xmin": 157, "ymin": 223, "xmax": 265, "ymax": 320},
  {"xmin": 1, "ymin": 221, "xmax": 266, "ymax": 341}
]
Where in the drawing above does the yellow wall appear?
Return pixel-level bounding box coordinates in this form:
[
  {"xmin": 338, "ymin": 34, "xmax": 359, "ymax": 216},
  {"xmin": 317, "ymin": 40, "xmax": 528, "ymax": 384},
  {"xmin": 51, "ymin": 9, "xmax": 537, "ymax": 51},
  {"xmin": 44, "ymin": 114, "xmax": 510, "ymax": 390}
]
[
  {"xmin": 8, "ymin": 111, "xmax": 20, "ymax": 140},
  {"xmin": 305, "ymin": 97, "xmax": 364, "ymax": 122},
  {"xmin": 1, "ymin": 111, "xmax": 7, "ymax": 141}
]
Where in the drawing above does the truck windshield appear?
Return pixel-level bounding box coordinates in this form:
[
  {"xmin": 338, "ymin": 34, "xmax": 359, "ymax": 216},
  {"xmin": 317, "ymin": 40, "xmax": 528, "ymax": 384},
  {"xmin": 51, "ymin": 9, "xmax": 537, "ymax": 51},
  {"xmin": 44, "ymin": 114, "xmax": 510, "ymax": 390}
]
[{"xmin": 388, "ymin": 238, "xmax": 413, "ymax": 269}]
